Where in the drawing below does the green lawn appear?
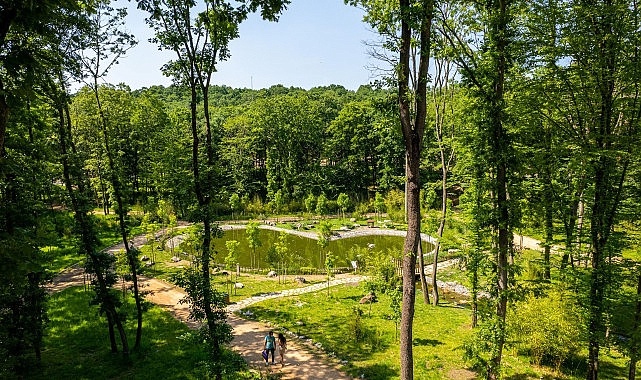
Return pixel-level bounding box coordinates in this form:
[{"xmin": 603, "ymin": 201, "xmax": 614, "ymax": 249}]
[
  {"xmin": 241, "ymin": 283, "xmax": 474, "ymax": 379},
  {"xmin": 20, "ymin": 287, "xmax": 249, "ymax": 380}
]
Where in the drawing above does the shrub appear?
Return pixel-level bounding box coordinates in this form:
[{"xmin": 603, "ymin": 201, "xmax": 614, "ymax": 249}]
[
  {"xmin": 383, "ymin": 189, "xmax": 405, "ymax": 223},
  {"xmin": 507, "ymin": 289, "xmax": 584, "ymax": 370}
]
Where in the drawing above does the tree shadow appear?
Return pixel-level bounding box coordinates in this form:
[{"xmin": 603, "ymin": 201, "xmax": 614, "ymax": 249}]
[
  {"xmin": 413, "ymin": 338, "xmax": 442, "ymax": 347},
  {"xmin": 352, "ymin": 362, "xmax": 397, "ymax": 380}
]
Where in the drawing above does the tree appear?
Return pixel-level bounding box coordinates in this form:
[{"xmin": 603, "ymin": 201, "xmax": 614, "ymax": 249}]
[
  {"xmin": 325, "ymin": 251, "xmax": 336, "ymax": 297},
  {"xmin": 437, "ymin": 1, "xmax": 520, "ymax": 376},
  {"xmin": 317, "ymin": 221, "xmax": 332, "ymax": 269},
  {"xmin": 428, "ymin": 56, "xmax": 458, "ymax": 306},
  {"xmin": 229, "ymin": 193, "xmax": 240, "ymax": 221},
  {"xmin": 374, "ymin": 192, "xmax": 385, "ymax": 222},
  {"xmin": 140, "ymin": 1, "xmax": 289, "ymax": 374},
  {"xmin": 75, "ymin": 0, "xmax": 144, "ymax": 353},
  {"xmin": 304, "ymin": 193, "xmax": 315, "ymax": 215},
  {"xmin": 274, "ymin": 231, "xmax": 290, "ymax": 283},
  {"xmin": 272, "ymin": 188, "xmax": 284, "ymax": 220},
  {"xmin": 347, "ymin": 2, "xmax": 434, "ymax": 376},
  {"xmin": 224, "ymin": 240, "xmax": 240, "ymax": 294},
  {"xmin": 337, "ymin": 193, "xmax": 350, "ymax": 220},
  {"xmin": 316, "ymin": 193, "xmax": 328, "ymax": 218},
  {"xmin": 246, "ymin": 221, "xmax": 262, "ymax": 269}
]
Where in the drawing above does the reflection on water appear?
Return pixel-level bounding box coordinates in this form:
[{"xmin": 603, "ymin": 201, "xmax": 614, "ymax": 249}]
[{"xmin": 210, "ymin": 228, "xmax": 433, "ymax": 269}]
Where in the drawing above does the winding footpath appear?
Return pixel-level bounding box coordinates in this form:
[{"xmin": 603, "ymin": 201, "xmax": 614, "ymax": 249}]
[
  {"xmin": 49, "ymin": 229, "xmax": 364, "ymax": 380},
  {"xmin": 49, "ymin": 224, "xmax": 546, "ymax": 380}
]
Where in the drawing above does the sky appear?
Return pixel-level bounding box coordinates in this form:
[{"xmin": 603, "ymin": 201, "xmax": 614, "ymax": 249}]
[{"xmin": 100, "ymin": 0, "xmax": 380, "ymax": 91}]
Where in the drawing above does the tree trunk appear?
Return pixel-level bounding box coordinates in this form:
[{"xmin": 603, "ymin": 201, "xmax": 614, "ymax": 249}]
[
  {"xmin": 417, "ymin": 240, "xmax": 430, "ymax": 304},
  {"xmin": 432, "ymin": 160, "xmax": 448, "ymax": 306},
  {"xmin": 487, "ymin": 1, "xmax": 510, "ymax": 377},
  {"xmin": 0, "ymin": 85, "xmax": 8, "ymax": 158},
  {"xmin": 629, "ymin": 268, "xmax": 641, "ymax": 380},
  {"xmin": 93, "ymin": 83, "xmax": 141, "ymax": 353},
  {"xmin": 54, "ymin": 79, "xmax": 123, "ymax": 353},
  {"xmin": 397, "ymin": 2, "xmax": 432, "ymax": 378}
]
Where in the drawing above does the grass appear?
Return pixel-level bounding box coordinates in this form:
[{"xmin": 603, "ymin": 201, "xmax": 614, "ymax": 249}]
[
  {"xmin": 19, "ymin": 286, "xmax": 250, "ymax": 380},
  {"xmin": 240, "ymin": 283, "xmax": 475, "ymax": 379}
]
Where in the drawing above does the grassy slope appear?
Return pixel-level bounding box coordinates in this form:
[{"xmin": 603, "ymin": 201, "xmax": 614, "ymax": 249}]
[{"xmin": 21, "ymin": 287, "xmax": 242, "ymax": 380}]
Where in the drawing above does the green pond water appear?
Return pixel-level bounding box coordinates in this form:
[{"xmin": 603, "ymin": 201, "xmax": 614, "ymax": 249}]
[{"xmin": 211, "ymin": 228, "xmax": 433, "ymax": 269}]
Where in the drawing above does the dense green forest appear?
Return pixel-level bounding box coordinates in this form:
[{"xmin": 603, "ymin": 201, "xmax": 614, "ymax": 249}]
[{"xmin": 1, "ymin": 0, "xmax": 641, "ymax": 379}]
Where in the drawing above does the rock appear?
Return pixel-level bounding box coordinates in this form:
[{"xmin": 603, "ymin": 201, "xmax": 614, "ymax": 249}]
[
  {"xmin": 171, "ymin": 256, "xmax": 180, "ymax": 262},
  {"xmin": 267, "ymin": 270, "xmax": 277, "ymax": 277},
  {"xmin": 339, "ymin": 226, "xmax": 350, "ymax": 231},
  {"xmin": 350, "ymin": 218, "xmax": 356, "ymax": 222},
  {"xmin": 447, "ymin": 248, "xmax": 460, "ymax": 254},
  {"xmin": 359, "ymin": 292, "xmax": 377, "ymax": 304},
  {"xmin": 367, "ymin": 243, "xmax": 375, "ymax": 249},
  {"xmin": 384, "ymin": 219, "xmax": 392, "ymax": 223},
  {"xmin": 295, "ymin": 320, "xmax": 305, "ymax": 326},
  {"xmin": 315, "ymin": 342, "xmax": 322, "ymax": 349},
  {"xmin": 340, "ymin": 360, "xmax": 348, "ymax": 365},
  {"xmin": 353, "ymin": 223, "xmax": 360, "ymax": 228},
  {"xmin": 234, "ymin": 282, "xmax": 244, "ymax": 289},
  {"xmin": 145, "ymin": 261, "xmax": 155, "ymax": 267},
  {"xmin": 294, "ymin": 277, "xmax": 307, "ymax": 284},
  {"xmin": 141, "ymin": 255, "xmax": 150, "ymax": 261}
]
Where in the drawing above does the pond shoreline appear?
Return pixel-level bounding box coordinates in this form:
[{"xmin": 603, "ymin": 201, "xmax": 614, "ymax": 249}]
[{"xmin": 220, "ymin": 223, "xmax": 437, "ymax": 244}]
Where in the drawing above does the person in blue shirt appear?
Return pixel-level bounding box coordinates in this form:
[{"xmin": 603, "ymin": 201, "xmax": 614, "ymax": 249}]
[{"xmin": 263, "ymin": 331, "xmax": 276, "ymax": 365}]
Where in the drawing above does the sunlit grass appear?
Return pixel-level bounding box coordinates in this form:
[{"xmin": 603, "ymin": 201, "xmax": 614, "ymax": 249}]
[{"xmin": 20, "ymin": 286, "xmax": 248, "ymax": 380}]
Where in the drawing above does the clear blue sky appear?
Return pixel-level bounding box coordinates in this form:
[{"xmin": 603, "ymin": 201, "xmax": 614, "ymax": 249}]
[{"xmin": 102, "ymin": 0, "xmax": 378, "ymax": 91}]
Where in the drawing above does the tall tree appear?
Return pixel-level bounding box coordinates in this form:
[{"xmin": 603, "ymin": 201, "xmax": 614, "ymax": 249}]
[
  {"xmin": 76, "ymin": 1, "xmax": 142, "ymax": 352},
  {"xmin": 140, "ymin": 1, "xmax": 289, "ymax": 374},
  {"xmin": 348, "ymin": 1, "xmax": 434, "ymax": 377}
]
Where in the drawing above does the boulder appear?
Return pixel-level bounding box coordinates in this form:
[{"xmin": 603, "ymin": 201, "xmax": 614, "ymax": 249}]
[
  {"xmin": 171, "ymin": 256, "xmax": 181, "ymax": 262},
  {"xmin": 294, "ymin": 277, "xmax": 307, "ymax": 284},
  {"xmin": 234, "ymin": 282, "xmax": 244, "ymax": 289},
  {"xmin": 267, "ymin": 270, "xmax": 277, "ymax": 277},
  {"xmin": 141, "ymin": 255, "xmax": 150, "ymax": 261},
  {"xmin": 359, "ymin": 292, "xmax": 377, "ymax": 304}
]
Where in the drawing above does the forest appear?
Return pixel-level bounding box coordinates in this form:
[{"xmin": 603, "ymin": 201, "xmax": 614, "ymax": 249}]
[{"xmin": 1, "ymin": 0, "xmax": 641, "ymax": 380}]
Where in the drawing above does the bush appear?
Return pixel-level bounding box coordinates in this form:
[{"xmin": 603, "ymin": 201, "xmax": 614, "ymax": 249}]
[
  {"xmin": 383, "ymin": 189, "xmax": 405, "ymax": 223},
  {"xmin": 507, "ymin": 289, "xmax": 584, "ymax": 370}
]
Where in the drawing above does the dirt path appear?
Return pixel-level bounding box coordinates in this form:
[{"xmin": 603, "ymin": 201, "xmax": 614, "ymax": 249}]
[
  {"xmin": 46, "ymin": 223, "xmax": 476, "ymax": 380},
  {"xmin": 50, "ymin": 259, "xmax": 358, "ymax": 379}
]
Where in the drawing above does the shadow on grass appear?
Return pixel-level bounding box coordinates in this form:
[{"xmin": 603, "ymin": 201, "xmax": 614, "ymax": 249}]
[
  {"xmin": 350, "ymin": 362, "xmax": 397, "ymax": 380},
  {"xmin": 413, "ymin": 338, "xmax": 443, "ymax": 347},
  {"xmin": 22, "ymin": 286, "xmax": 223, "ymax": 380}
]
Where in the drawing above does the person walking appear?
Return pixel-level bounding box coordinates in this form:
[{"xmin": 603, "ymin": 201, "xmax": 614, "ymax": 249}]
[
  {"xmin": 263, "ymin": 331, "xmax": 276, "ymax": 365},
  {"xmin": 278, "ymin": 332, "xmax": 287, "ymax": 366}
]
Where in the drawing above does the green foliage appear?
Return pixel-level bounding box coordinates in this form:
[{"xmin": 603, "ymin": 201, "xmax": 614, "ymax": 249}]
[
  {"xmin": 316, "ymin": 193, "xmax": 328, "ymax": 217},
  {"xmin": 337, "ymin": 193, "xmax": 351, "ymax": 219},
  {"xmin": 224, "ymin": 240, "xmax": 240, "ymax": 270},
  {"xmin": 24, "ymin": 286, "xmax": 246, "ymax": 380},
  {"xmin": 383, "ymin": 189, "xmax": 404, "ymax": 223},
  {"xmin": 508, "ymin": 290, "xmax": 585, "ymax": 370},
  {"xmin": 171, "ymin": 266, "xmax": 233, "ymax": 366},
  {"xmin": 304, "ymin": 193, "xmax": 315, "ymax": 214}
]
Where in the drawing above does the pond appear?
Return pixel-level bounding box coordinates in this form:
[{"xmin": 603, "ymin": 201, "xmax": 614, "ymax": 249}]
[{"xmin": 210, "ymin": 228, "xmax": 434, "ymax": 269}]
